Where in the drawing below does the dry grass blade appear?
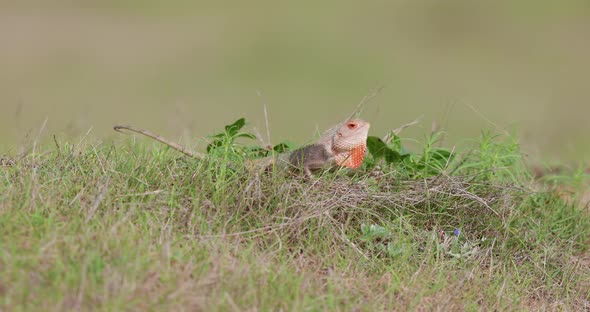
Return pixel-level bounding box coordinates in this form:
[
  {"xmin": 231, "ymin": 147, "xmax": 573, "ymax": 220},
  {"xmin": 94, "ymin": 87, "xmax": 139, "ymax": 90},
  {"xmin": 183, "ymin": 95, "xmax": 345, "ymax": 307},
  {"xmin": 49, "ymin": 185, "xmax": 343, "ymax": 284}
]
[
  {"xmin": 86, "ymin": 177, "xmax": 111, "ymax": 223},
  {"xmin": 212, "ymin": 171, "xmax": 517, "ymax": 244},
  {"xmin": 347, "ymin": 85, "xmax": 384, "ymax": 120}
]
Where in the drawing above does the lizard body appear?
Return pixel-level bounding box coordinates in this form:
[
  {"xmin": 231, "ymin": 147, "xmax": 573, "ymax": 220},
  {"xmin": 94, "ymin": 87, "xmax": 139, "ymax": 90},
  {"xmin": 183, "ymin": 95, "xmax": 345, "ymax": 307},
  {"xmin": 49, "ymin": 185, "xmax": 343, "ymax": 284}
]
[{"xmin": 286, "ymin": 119, "xmax": 370, "ymax": 176}]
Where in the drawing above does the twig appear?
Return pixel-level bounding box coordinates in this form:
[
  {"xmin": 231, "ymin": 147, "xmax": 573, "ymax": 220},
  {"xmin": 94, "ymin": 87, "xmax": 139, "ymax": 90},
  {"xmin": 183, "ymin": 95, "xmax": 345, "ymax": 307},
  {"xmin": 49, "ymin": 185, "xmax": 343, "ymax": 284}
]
[
  {"xmin": 114, "ymin": 125, "xmax": 204, "ymax": 158},
  {"xmin": 347, "ymin": 85, "xmax": 384, "ymax": 120},
  {"xmin": 382, "ymin": 115, "xmax": 423, "ymax": 144}
]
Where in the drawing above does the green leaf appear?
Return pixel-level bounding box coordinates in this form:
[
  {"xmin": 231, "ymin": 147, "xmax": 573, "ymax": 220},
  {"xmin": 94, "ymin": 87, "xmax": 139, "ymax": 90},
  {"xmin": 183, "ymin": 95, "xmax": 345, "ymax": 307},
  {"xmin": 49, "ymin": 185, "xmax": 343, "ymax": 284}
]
[
  {"xmin": 234, "ymin": 133, "xmax": 257, "ymax": 140},
  {"xmin": 224, "ymin": 118, "xmax": 246, "ymax": 136},
  {"xmin": 431, "ymin": 148, "xmax": 452, "ymax": 160},
  {"xmin": 386, "ymin": 242, "xmax": 404, "ymax": 258},
  {"xmin": 272, "ymin": 142, "xmax": 291, "ymax": 153},
  {"xmin": 367, "ymin": 136, "xmax": 388, "ymax": 159},
  {"xmin": 429, "ymin": 148, "xmax": 454, "ymax": 168},
  {"xmin": 206, "ymin": 140, "xmax": 223, "ymax": 153},
  {"xmin": 384, "ymin": 149, "xmax": 402, "ymax": 164},
  {"xmin": 361, "ymin": 223, "xmax": 391, "ymax": 240},
  {"xmin": 389, "ymin": 134, "xmax": 403, "ymax": 151},
  {"xmin": 403, "ymin": 155, "xmax": 416, "ymax": 167},
  {"xmin": 367, "ymin": 136, "xmax": 408, "ymax": 165},
  {"xmin": 248, "ymin": 146, "xmax": 270, "ymax": 157}
]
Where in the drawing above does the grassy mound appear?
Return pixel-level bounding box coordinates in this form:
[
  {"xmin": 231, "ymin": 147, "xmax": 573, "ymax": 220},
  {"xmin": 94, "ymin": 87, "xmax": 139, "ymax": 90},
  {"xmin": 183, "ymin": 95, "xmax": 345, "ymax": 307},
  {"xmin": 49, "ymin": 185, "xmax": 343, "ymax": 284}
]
[{"xmin": 0, "ymin": 126, "xmax": 589, "ymax": 310}]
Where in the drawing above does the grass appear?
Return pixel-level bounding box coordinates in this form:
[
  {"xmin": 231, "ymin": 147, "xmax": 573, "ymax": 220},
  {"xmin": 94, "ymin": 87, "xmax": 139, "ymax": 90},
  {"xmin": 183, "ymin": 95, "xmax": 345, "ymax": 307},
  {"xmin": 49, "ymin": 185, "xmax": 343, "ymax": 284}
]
[{"xmin": 0, "ymin": 124, "xmax": 589, "ymax": 311}]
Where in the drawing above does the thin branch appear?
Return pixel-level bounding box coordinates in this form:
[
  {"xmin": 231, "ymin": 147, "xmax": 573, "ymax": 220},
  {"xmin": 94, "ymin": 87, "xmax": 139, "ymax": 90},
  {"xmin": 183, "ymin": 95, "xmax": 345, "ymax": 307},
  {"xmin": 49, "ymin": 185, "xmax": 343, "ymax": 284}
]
[
  {"xmin": 382, "ymin": 115, "xmax": 424, "ymax": 144},
  {"xmin": 114, "ymin": 125, "xmax": 203, "ymax": 158},
  {"xmin": 347, "ymin": 85, "xmax": 385, "ymax": 120}
]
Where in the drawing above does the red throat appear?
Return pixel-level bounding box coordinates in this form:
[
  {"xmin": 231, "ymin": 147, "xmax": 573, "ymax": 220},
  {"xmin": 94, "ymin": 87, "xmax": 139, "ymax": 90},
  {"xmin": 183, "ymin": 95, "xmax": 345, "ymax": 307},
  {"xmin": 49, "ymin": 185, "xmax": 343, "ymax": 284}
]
[{"xmin": 336, "ymin": 145, "xmax": 366, "ymax": 169}]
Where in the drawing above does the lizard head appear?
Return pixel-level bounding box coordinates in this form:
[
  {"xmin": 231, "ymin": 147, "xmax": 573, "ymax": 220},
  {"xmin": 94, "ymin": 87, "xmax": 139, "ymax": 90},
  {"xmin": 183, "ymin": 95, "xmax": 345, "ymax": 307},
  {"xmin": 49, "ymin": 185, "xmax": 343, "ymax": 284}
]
[{"xmin": 332, "ymin": 119, "xmax": 370, "ymax": 169}]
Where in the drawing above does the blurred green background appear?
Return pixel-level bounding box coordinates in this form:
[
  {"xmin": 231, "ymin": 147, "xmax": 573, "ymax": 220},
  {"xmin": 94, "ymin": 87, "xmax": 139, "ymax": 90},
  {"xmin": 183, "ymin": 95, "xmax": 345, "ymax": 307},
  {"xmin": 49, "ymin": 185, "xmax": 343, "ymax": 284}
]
[{"xmin": 1, "ymin": 1, "xmax": 589, "ymax": 162}]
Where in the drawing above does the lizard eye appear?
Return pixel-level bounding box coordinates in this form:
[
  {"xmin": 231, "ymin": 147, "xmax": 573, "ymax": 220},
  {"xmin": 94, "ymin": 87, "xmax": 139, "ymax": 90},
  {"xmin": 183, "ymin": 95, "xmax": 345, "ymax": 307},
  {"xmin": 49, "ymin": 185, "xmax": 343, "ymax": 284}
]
[{"xmin": 347, "ymin": 122, "xmax": 357, "ymax": 129}]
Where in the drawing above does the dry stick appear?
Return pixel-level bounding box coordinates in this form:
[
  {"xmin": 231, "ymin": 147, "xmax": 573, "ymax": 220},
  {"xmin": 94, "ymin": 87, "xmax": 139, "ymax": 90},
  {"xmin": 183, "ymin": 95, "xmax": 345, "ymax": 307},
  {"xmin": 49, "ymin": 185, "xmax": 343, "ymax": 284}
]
[
  {"xmin": 113, "ymin": 125, "xmax": 203, "ymax": 158},
  {"xmin": 347, "ymin": 85, "xmax": 384, "ymax": 121},
  {"xmin": 252, "ymin": 127, "xmax": 267, "ymax": 150},
  {"xmin": 382, "ymin": 115, "xmax": 423, "ymax": 144}
]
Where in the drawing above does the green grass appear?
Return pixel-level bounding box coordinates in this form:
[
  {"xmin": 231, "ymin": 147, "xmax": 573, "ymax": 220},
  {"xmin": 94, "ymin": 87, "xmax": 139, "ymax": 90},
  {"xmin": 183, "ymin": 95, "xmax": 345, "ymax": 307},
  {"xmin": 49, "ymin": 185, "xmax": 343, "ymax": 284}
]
[{"xmin": 0, "ymin": 127, "xmax": 589, "ymax": 311}]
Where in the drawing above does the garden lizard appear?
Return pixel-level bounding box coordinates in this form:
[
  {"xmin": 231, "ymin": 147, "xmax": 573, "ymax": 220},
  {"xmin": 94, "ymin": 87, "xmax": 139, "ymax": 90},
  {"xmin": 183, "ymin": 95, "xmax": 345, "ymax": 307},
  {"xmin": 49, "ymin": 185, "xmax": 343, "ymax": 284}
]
[
  {"xmin": 113, "ymin": 118, "xmax": 370, "ymax": 176},
  {"xmin": 282, "ymin": 118, "xmax": 370, "ymax": 176}
]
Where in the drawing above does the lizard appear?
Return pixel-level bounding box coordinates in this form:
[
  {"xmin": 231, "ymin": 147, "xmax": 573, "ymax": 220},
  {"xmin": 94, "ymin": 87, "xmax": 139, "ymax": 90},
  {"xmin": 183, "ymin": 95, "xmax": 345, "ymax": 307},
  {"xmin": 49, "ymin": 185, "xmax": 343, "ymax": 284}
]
[
  {"xmin": 284, "ymin": 118, "xmax": 370, "ymax": 176},
  {"xmin": 113, "ymin": 118, "xmax": 370, "ymax": 176}
]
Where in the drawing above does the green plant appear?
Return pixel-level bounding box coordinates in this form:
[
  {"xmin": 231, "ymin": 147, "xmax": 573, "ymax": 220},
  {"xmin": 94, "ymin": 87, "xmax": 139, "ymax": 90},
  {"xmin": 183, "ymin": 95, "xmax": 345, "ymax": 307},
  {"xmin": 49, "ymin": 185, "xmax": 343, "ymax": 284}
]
[{"xmin": 366, "ymin": 132, "xmax": 454, "ymax": 178}]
